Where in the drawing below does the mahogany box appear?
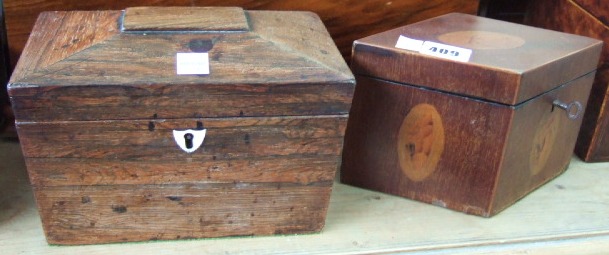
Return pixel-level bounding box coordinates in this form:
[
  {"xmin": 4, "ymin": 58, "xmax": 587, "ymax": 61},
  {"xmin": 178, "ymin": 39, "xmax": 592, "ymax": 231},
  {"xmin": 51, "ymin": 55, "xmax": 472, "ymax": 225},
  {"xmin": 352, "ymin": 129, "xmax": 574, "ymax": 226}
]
[
  {"xmin": 341, "ymin": 13, "xmax": 602, "ymax": 217},
  {"xmin": 8, "ymin": 7, "xmax": 355, "ymax": 244},
  {"xmin": 526, "ymin": 0, "xmax": 609, "ymax": 162}
]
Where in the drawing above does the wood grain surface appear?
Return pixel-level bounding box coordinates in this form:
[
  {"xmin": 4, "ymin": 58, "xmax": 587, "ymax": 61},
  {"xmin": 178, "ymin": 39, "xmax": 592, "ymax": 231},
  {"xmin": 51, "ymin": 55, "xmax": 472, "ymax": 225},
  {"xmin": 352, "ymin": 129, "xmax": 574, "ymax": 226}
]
[
  {"xmin": 342, "ymin": 13, "xmax": 600, "ymax": 216},
  {"xmin": 1, "ymin": 0, "xmax": 478, "ymax": 125},
  {"xmin": 351, "ymin": 13, "xmax": 602, "ymax": 105},
  {"xmin": 18, "ymin": 116, "xmax": 347, "ymax": 186},
  {"xmin": 341, "ymin": 72, "xmax": 594, "ymax": 217},
  {"xmin": 122, "ymin": 7, "xmax": 250, "ymax": 31},
  {"xmin": 19, "ymin": 115, "xmax": 347, "ymax": 244},
  {"xmin": 9, "ymin": 10, "xmax": 355, "ymax": 122},
  {"xmin": 9, "ymin": 8, "xmax": 354, "ymax": 244},
  {"xmin": 341, "ymin": 76, "xmax": 510, "ymax": 216},
  {"xmin": 4, "ymin": 139, "xmax": 609, "ymax": 254},
  {"xmin": 35, "ymin": 182, "xmax": 333, "ymax": 245},
  {"xmin": 492, "ymin": 72, "xmax": 594, "ymax": 214},
  {"xmin": 572, "ymin": 0, "xmax": 609, "ymax": 25},
  {"xmin": 526, "ymin": 0, "xmax": 609, "ymax": 162}
]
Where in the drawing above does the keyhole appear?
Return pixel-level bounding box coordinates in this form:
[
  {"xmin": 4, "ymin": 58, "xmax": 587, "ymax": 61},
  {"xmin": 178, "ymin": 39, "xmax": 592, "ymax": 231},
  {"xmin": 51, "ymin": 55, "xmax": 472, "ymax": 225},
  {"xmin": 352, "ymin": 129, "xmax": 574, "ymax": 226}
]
[{"xmin": 184, "ymin": 133, "xmax": 194, "ymax": 149}]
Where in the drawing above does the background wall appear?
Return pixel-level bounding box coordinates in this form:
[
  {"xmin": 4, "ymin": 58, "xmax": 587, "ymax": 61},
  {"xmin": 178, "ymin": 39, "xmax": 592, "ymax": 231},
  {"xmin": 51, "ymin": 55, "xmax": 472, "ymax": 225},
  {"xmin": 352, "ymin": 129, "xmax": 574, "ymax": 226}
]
[{"xmin": 478, "ymin": 0, "xmax": 528, "ymax": 23}]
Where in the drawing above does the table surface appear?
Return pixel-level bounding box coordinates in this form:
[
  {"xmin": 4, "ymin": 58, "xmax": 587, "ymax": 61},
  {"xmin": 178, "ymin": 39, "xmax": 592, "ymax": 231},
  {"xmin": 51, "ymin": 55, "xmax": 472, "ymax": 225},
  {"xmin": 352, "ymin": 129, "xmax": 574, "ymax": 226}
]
[{"xmin": 1, "ymin": 138, "xmax": 609, "ymax": 255}]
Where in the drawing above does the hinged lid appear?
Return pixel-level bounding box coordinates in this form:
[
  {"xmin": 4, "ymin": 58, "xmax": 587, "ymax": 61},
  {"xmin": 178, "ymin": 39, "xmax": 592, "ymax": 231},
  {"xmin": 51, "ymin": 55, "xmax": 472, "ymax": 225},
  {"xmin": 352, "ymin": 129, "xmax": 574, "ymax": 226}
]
[
  {"xmin": 8, "ymin": 7, "xmax": 354, "ymax": 122},
  {"xmin": 352, "ymin": 13, "xmax": 603, "ymax": 105}
]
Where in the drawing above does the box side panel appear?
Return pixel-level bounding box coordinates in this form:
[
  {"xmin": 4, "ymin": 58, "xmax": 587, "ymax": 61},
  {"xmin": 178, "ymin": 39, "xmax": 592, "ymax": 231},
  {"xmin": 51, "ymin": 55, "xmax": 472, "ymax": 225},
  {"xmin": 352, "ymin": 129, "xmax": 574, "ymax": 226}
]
[
  {"xmin": 17, "ymin": 115, "xmax": 345, "ymax": 244},
  {"xmin": 10, "ymin": 82, "xmax": 355, "ymax": 121},
  {"xmin": 7, "ymin": 11, "xmax": 122, "ymax": 84},
  {"xmin": 248, "ymin": 10, "xmax": 353, "ymax": 81},
  {"xmin": 17, "ymin": 116, "xmax": 346, "ymax": 186},
  {"xmin": 33, "ymin": 182, "xmax": 332, "ymax": 245},
  {"xmin": 527, "ymin": 0, "xmax": 609, "ymax": 162},
  {"xmin": 340, "ymin": 75, "xmax": 512, "ymax": 216},
  {"xmin": 492, "ymin": 72, "xmax": 595, "ymax": 215}
]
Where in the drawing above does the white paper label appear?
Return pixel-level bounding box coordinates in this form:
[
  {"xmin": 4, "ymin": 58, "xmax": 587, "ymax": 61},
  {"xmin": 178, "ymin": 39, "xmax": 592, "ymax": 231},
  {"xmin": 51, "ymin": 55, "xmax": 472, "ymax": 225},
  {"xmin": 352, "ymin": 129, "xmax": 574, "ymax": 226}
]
[
  {"xmin": 395, "ymin": 36, "xmax": 472, "ymax": 63},
  {"xmin": 419, "ymin": 41, "xmax": 472, "ymax": 63},
  {"xmin": 176, "ymin": 53, "xmax": 210, "ymax": 75},
  {"xmin": 395, "ymin": 35, "xmax": 424, "ymax": 52}
]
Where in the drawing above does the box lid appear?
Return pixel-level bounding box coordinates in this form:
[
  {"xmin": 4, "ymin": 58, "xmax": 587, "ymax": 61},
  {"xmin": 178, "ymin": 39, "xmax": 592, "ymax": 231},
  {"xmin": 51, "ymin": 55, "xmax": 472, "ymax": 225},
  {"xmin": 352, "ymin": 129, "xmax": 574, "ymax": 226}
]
[
  {"xmin": 352, "ymin": 13, "xmax": 602, "ymax": 105},
  {"xmin": 8, "ymin": 7, "xmax": 354, "ymax": 121}
]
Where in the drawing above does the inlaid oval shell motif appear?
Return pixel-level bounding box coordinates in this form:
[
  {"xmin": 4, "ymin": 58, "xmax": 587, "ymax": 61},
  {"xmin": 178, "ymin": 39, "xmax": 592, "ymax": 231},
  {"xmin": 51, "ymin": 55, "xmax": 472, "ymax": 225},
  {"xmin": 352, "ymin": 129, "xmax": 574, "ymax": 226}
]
[
  {"xmin": 397, "ymin": 104, "xmax": 445, "ymax": 182},
  {"xmin": 438, "ymin": 31, "xmax": 525, "ymax": 50},
  {"xmin": 530, "ymin": 113, "xmax": 559, "ymax": 175}
]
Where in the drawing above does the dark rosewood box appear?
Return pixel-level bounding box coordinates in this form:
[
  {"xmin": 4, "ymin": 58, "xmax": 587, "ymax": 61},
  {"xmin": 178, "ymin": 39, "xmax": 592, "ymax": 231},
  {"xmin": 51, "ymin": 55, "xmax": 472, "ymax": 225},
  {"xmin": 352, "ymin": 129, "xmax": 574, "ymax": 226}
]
[
  {"xmin": 527, "ymin": 0, "xmax": 609, "ymax": 162},
  {"xmin": 8, "ymin": 7, "xmax": 354, "ymax": 244},
  {"xmin": 341, "ymin": 13, "xmax": 602, "ymax": 217}
]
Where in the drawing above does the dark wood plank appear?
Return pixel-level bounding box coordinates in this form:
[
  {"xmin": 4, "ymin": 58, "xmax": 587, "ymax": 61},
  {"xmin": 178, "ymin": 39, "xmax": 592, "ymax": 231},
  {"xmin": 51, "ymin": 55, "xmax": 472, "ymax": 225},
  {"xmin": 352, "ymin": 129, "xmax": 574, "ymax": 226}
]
[
  {"xmin": 17, "ymin": 116, "xmax": 346, "ymax": 186},
  {"xmin": 122, "ymin": 7, "xmax": 250, "ymax": 32},
  {"xmin": 527, "ymin": 0, "xmax": 609, "ymax": 161},
  {"xmin": 26, "ymin": 156, "xmax": 339, "ymax": 187},
  {"xmin": 16, "ymin": 116, "xmax": 347, "ymax": 160},
  {"xmin": 34, "ymin": 182, "xmax": 332, "ymax": 244},
  {"xmin": 10, "ymin": 82, "xmax": 355, "ymax": 121}
]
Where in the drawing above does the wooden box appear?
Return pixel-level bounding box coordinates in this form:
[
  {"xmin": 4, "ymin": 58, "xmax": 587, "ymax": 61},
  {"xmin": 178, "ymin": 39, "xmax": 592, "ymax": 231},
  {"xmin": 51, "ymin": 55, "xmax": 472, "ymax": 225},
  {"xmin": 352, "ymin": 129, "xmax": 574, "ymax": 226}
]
[
  {"xmin": 8, "ymin": 7, "xmax": 354, "ymax": 244},
  {"xmin": 526, "ymin": 0, "xmax": 609, "ymax": 162},
  {"xmin": 341, "ymin": 13, "xmax": 602, "ymax": 217}
]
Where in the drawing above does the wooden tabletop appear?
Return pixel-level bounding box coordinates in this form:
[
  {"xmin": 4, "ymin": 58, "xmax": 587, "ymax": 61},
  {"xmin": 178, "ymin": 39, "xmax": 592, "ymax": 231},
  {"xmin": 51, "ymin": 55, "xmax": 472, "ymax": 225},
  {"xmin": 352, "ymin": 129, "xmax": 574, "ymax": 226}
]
[{"xmin": 1, "ymin": 139, "xmax": 609, "ymax": 254}]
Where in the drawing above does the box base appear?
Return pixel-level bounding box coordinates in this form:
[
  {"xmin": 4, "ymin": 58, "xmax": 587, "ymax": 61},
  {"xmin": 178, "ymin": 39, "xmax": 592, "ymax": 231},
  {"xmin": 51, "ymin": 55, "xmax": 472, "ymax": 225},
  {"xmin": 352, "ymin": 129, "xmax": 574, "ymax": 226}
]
[{"xmin": 35, "ymin": 182, "xmax": 332, "ymax": 245}]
